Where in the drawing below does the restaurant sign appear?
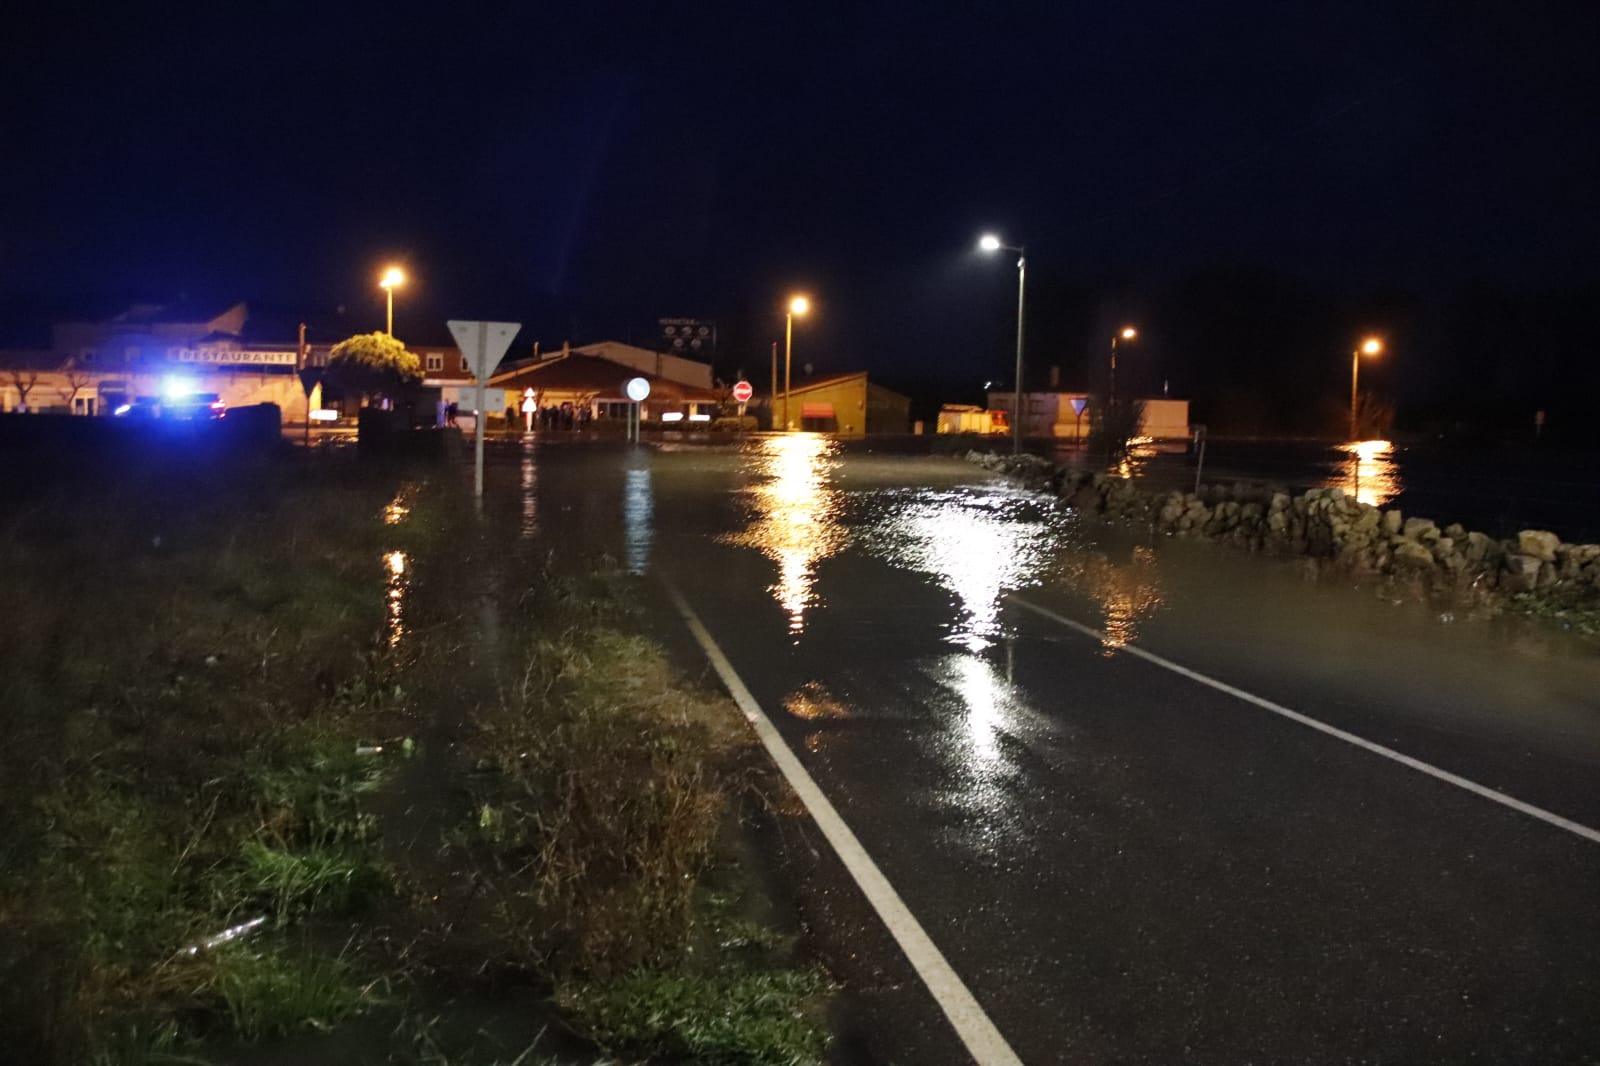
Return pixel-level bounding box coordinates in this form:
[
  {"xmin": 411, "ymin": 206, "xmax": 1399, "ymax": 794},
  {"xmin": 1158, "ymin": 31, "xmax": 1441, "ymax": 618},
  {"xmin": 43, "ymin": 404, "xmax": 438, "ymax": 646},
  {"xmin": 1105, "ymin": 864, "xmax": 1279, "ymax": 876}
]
[{"xmin": 174, "ymin": 348, "xmax": 297, "ymax": 366}]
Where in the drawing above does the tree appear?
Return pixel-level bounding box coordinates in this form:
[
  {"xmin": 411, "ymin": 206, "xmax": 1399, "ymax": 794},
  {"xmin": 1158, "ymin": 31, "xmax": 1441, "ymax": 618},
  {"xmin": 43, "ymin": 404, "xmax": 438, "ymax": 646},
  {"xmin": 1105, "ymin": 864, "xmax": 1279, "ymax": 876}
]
[
  {"xmin": 324, "ymin": 332, "xmax": 423, "ymax": 407},
  {"xmin": 57, "ymin": 358, "xmax": 92, "ymax": 412},
  {"xmin": 7, "ymin": 368, "xmax": 39, "ymax": 412},
  {"xmin": 1087, "ymin": 396, "xmax": 1146, "ymax": 460}
]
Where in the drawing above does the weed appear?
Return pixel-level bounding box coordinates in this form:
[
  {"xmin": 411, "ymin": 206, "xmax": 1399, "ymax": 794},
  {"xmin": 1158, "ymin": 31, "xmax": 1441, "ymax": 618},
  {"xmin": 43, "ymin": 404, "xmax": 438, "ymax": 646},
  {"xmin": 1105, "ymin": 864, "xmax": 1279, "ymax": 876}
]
[
  {"xmin": 0, "ymin": 455, "xmax": 424, "ymax": 1062},
  {"xmin": 236, "ymin": 841, "xmax": 390, "ymax": 922},
  {"xmin": 207, "ymin": 946, "xmax": 380, "ymax": 1039},
  {"xmin": 2, "ymin": 452, "xmax": 834, "ymax": 1064},
  {"xmin": 1509, "ymin": 585, "xmax": 1600, "ymax": 637},
  {"xmin": 461, "ymin": 632, "xmax": 745, "ymax": 976},
  {"xmin": 557, "ymin": 968, "xmax": 832, "ymax": 1065}
]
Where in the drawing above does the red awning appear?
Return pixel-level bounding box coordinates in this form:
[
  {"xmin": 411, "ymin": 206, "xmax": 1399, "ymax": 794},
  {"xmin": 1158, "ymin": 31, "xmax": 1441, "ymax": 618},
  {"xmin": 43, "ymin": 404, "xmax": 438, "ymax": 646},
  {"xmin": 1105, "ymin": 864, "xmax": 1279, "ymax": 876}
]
[{"xmin": 801, "ymin": 403, "xmax": 835, "ymax": 418}]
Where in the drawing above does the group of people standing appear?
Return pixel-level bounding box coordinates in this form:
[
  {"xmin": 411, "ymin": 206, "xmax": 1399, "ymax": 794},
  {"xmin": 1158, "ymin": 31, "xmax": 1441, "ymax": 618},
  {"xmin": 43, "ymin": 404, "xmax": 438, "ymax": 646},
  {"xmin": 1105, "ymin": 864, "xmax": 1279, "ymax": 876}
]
[{"xmin": 505, "ymin": 402, "xmax": 591, "ymax": 431}]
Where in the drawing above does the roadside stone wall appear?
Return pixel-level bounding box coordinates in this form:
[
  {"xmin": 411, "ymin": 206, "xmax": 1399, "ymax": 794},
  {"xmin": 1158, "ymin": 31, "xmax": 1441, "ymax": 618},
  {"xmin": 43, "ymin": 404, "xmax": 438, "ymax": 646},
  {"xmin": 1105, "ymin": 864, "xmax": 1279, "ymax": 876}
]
[{"xmin": 967, "ymin": 451, "xmax": 1600, "ymax": 599}]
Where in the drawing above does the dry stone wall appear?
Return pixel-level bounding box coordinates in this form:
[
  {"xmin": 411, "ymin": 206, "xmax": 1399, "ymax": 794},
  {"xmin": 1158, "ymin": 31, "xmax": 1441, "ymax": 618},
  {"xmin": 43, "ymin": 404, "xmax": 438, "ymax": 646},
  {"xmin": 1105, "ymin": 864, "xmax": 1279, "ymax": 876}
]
[{"xmin": 967, "ymin": 451, "xmax": 1600, "ymax": 598}]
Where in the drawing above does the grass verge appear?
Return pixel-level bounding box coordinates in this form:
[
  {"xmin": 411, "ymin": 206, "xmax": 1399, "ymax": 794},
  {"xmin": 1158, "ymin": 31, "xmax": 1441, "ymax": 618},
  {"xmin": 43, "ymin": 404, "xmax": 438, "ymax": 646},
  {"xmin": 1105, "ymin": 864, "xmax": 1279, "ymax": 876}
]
[
  {"xmin": 1, "ymin": 448, "xmax": 831, "ymax": 1063},
  {"xmin": 445, "ymin": 576, "xmax": 832, "ymax": 1063},
  {"xmin": 0, "ymin": 453, "xmax": 429, "ymax": 1063}
]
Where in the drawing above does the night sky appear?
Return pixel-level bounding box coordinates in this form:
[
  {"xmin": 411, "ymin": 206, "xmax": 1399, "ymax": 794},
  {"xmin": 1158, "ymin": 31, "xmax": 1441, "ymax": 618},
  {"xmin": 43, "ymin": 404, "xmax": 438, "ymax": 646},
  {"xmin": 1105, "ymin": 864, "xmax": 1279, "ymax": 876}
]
[{"xmin": 3, "ymin": 2, "xmax": 1597, "ymax": 429}]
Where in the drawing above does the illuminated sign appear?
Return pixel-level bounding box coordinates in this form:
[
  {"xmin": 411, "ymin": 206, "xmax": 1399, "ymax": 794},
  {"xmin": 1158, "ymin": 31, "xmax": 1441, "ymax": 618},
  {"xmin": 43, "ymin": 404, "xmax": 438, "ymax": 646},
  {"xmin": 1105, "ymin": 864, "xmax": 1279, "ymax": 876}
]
[
  {"xmin": 659, "ymin": 318, "xmax": 715, "ymax": 354},
  {"xmin": 174, "ymin": 348, "xmax": 297, "ymax": 366}
]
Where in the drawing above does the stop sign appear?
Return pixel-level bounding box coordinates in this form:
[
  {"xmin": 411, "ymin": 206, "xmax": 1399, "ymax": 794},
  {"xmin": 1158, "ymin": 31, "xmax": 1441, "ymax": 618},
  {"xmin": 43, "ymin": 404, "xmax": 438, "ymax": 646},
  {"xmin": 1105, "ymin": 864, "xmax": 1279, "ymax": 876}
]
[{"xmin": 731, "ymin": 380, "xmax": 754, "ymax": 403}]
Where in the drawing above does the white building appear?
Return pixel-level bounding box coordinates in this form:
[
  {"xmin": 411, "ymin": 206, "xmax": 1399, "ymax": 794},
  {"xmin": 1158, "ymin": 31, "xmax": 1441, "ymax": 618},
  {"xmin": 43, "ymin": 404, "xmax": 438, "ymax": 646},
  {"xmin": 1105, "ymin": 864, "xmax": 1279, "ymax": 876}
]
[
  {"xmin": 988, "ymin": 390, "xmax": 1191, "ymax": 440},
  {"xmin": 1, "ymin": 302, "xmax": 308, "ymax": 415}
]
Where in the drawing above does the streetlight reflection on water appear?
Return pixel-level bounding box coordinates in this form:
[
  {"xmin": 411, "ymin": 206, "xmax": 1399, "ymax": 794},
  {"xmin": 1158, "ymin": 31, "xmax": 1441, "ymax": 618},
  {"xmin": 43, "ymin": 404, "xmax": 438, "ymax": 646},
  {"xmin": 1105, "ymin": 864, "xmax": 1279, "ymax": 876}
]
[
  {"xmin": 943, "ymin": 652, "xmax": 1016, "ymax": 769},
  {"xmin": 727, "ymin": 435, "xmax": 1170, "ymax": 656},
  {"xmin": 519, "ymin": 440, "xmax": 539, "ymax": 539},
  {"xmin": 722, "ymin": 434, "xmax": 847, "ymax": 639},
  {"xmin": 383, "ymin": 487, "xmax": 412, "ymax": 649},
  {"xmin": 868, "ymin": 487, "xmax": 1065, "ymax": 653},
  {"xmin": 384, "ymin": 549, "xmax": 408, "ymax": 649},
  {"xmin": 1333, "ymin": 439, "xmax": 1401, "ymax": 508},
  {"xmin": 622, "ymin": 464, "xmax": 653, "ymax": 575}
]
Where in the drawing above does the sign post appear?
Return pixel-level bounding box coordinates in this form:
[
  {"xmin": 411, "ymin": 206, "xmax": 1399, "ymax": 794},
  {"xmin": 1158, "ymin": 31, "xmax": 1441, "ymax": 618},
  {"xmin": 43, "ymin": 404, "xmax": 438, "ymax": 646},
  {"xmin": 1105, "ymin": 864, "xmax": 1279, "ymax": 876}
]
[
  {"xmin": 297, "ymin": 369, "xmax": 322, "ymax": 446},
  {"xmin": 731, "ymin": 379, "xmax": 753, "ymax": 420},
  {"xmin": 1070, "ymin": 395, "xmax": 1089, "ymax": 443},
  {"xmin": 625, "ymin": 377, "xmax": 650, "ymax": 444},
  {"xmin": 448, "ymin": 320, "xmax": 521, "ymax": 497}
]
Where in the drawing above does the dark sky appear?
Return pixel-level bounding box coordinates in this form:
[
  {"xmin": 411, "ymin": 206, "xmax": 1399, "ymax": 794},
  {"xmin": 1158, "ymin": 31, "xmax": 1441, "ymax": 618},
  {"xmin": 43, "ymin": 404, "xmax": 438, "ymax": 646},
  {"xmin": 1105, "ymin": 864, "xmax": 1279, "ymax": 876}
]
[{"xmin": 3, "ymin": 1, "xmax": 1597, "ymax": 399}]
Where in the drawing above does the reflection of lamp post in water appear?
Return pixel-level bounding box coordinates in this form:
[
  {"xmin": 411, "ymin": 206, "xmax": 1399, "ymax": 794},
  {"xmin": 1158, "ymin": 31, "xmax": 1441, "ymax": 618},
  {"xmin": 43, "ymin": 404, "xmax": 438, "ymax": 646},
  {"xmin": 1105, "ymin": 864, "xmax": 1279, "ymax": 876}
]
[{"xmin": 1350, "ymin": 336, "xmax": 1382, "ymax": 441}]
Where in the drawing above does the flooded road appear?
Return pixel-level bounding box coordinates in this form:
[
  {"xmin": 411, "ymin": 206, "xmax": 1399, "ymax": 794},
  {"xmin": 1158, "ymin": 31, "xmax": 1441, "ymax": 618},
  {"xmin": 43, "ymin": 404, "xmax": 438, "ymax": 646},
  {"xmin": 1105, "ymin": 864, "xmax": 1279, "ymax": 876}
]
[
  {"xmin": 1097, "ymin": 436, "xmax": 1600, "ymax": 540},
  {"xmin": 483, "ymin": 437, "xmax": 1600, "ymax": 1064}
]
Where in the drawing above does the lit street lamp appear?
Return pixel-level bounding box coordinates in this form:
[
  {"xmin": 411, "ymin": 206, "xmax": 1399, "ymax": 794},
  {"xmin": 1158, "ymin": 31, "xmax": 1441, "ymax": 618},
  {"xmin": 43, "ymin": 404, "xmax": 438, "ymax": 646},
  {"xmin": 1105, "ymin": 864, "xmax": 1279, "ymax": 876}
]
[
  {"xmin": 784, "ymin": 295, "xmax": 810, "ymax": 431},
  {"xmin": 979, "ymin": 233, "xmax": 1025, "ymax": 454},
  {"xmin": 1351, "ymin": 336, "xmax": 1383, "ymax": 441},
  {"xmin": 1109, "ymin": 326, "xmax": 1137, "ymax": 407},
  {"xmin": 380, "ymin": 267, "xmax": 405, "ymax": 336}
]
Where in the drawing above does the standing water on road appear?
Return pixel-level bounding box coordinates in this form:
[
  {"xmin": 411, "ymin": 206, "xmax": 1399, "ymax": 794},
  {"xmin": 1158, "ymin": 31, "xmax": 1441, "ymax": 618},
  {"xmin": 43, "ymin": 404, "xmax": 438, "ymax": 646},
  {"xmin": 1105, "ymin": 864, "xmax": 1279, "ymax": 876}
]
[{"xmin": 487, "ymin": 436, "xmax": 1600, "ymax": 1065}]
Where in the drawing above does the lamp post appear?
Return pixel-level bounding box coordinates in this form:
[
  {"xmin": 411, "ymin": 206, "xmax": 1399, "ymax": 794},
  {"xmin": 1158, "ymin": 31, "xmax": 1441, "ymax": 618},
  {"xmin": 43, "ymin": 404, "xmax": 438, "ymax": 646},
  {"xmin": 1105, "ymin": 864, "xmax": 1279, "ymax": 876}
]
[
  {"xmin": 380, "ymin": 267, "xmax": 405, "ymax": 336},
  {"xmin": 1350, "ymin": 336, "xmax": 1382, "ymax": 441},
  {"xmin": 979, "ymin": 234, "xmax": 1026, "ymax": 454},
  {"xmin": 1109, "ymin": 326, "xmax": 1137, "ymax": 407},
  {"xmin": 784, "ymin": 295, "xmax": 810, "ymax": 431}
]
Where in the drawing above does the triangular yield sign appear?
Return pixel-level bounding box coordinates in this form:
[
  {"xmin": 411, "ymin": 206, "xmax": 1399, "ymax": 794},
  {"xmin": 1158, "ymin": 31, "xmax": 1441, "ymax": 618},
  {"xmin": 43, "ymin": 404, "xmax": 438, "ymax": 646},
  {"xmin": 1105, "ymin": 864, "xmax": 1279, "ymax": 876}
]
[
  {"xmin": 447, "ymin": 320, "xmax": 522, "ymax": 379},
  {"xmin": 297, "ymin": 368, "xmax": 323, "ymax": 397}
]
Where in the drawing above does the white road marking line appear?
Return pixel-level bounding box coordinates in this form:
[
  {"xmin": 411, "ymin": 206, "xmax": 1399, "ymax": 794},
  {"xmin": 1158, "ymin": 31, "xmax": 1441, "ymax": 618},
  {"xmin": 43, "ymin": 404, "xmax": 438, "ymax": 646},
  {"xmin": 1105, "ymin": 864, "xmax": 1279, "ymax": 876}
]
[
  {"xmin": 663, "ymin": 579, "xmax": 1025, "ymax": 1066},
  {"xmin": 1009, "ymin": 593, "xmax": 1600, "ymax": 847}
]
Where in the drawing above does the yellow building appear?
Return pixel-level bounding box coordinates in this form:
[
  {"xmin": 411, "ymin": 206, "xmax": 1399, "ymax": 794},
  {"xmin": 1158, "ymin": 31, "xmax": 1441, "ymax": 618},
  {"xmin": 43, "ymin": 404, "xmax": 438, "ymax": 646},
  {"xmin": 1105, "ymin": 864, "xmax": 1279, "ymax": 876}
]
[{"xmin": 779, "ymin": 372, "xmax": 910, "ymax": 436}]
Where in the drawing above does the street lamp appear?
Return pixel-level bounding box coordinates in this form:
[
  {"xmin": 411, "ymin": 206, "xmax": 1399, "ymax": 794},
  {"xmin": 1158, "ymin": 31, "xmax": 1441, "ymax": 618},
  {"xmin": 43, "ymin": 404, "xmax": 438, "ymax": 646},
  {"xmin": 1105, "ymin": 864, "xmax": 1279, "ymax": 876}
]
[
  {"xmin": 979, "ymin": 233, "xmax": 1025, "ymax": 454},
  {"xmin": 380, "ymin": 267, "xmax": 405, "ymax": 336},
  {"xmin": 1109, "ymin": 326, "xmax": 1137, "ymax": 407},
  {"xmin": 784, "ymin": 295, "xmax": 810, "ymax": 431},
  {"xmin": 1350, "ymin": 336, "xmax": 1383, "ymax": 441}
]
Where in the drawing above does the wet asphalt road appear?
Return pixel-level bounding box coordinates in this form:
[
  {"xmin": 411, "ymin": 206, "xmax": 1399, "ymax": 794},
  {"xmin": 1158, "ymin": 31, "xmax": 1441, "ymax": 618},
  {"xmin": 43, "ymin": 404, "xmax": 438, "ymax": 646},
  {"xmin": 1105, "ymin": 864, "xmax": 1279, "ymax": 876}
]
[{"xmin": 486, "ymin": 436, "xmax": 1600, "ymax": 1065}]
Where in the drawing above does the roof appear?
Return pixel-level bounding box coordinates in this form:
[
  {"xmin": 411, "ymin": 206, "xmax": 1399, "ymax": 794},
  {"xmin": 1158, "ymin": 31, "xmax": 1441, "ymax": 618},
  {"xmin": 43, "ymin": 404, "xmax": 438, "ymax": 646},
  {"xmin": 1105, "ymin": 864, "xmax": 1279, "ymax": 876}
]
[
  {"xmin": 785, "ymin": 371, "xmax": 910, "ymax": 403},
  {"xmin": 569, "ymin": 340, "xmax": 665, "ymax": 362},
  {"xmin": 787, "ymin": 370, "xmax": 868, "ymax": 393},
  {"xmin": 104, "ymin": 300, "xmax": 248, "ymax": 327},
  {"xmin": 490, "ymin": 353, "xmax": 721, "ymax": 402},
  {"xmin": 0, "ymin": 349, "xmax": 69, "ymax": 372}
]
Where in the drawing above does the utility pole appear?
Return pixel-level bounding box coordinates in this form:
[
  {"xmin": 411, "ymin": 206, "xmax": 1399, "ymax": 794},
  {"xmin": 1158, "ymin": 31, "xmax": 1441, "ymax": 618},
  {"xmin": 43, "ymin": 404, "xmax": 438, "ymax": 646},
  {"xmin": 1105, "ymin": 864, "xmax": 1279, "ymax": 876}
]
[
  {"xmin": 770, "ymin": 341, "xmax": 778, "ymax": 431},
  {"xmin": 298, "ymin": 322, "xmax": 310, "ymax": 446}
]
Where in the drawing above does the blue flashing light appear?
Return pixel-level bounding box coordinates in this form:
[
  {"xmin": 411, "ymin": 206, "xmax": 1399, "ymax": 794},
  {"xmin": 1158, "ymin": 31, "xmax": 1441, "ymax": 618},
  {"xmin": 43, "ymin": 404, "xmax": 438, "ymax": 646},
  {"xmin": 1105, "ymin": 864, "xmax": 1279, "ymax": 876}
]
[{"xmin": 162, "ymin": 377, "xmax": 198, "ymax": 401}]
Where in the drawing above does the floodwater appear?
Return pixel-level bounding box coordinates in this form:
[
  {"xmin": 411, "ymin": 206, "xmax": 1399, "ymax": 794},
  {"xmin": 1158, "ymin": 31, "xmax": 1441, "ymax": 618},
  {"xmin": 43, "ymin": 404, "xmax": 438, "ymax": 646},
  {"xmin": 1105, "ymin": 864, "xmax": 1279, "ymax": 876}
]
[
  {"xmin": 1102, "ymin": 436, "xmax": 1600, "ymax": 538},
  {"xmin": 476, "ymin": 435, "xmax": 1600, "ymax": 1064}
]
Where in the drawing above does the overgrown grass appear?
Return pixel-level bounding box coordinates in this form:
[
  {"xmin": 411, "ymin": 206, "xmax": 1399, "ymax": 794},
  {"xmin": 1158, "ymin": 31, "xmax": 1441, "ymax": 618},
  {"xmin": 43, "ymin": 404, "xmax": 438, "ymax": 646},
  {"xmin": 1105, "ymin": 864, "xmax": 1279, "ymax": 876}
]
[
  {"xmin": 449, "ymin": 579, "xmax": 833, "ymax": 1063},
  {"xmin": 207, "ymin": 945, "xmax": 380, "ymax": 1039},
  {"xmin": 1, "ymin": 449, "xmax": 831, "ymax": 1063},
  {"xmin": 462, "ymin": 630, "xmax": 744, "ymax": 976},
  {"xmin": 0, "ymin": 453, "xmax": 433, "ymax": 1063},
  {"xmin": 1509, "ymin": 584, "xmax": 1600, "ymax": 637},
  {"xmin": 557, "ymin": 969, "xmax": 831, "ymax": 1064}
]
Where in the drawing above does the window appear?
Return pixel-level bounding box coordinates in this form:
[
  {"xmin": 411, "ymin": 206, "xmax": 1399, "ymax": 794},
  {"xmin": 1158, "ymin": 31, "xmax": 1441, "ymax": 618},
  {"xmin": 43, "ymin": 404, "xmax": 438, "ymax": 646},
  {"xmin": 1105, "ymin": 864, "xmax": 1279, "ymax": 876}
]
[
  {"xmin": 425, "ymin": 353, "xmax": 443, "ymax": 372},
  {"xmin": 460, "ymin": 356, "xmax": 471, "ymax": 372}
]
